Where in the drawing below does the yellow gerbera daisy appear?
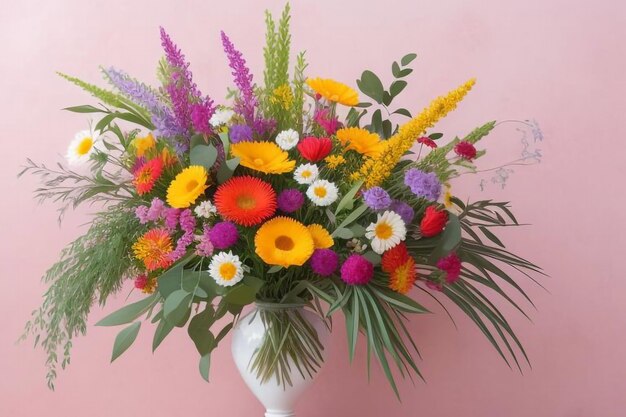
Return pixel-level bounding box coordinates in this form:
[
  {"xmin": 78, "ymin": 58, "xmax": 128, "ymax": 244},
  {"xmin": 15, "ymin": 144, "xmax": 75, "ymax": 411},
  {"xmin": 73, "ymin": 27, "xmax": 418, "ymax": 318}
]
[
  {"xmin": 166, "ymin": 166, "xmax": 209, "ymax": 208},
  {"xmin": 132, "ymin": 133, "xmax": 156, "ymax": 157},
  {"xmin": 255, "ymin": 217, "xmax": 315, "ymax": 267},
  {"xmin": 306, "ymin": 78, "xmax": 359, "ymax": 106},
  {"xmin": 336, "ymin": 127, "xmax": 384, "ymax": 157},
  {"xmin": 307, "ymin": 224, "xmax": 334, "ymax": 249},
  {"xmin": 231, "ymin": 141, "xmax": 296, "ymax": 174}
]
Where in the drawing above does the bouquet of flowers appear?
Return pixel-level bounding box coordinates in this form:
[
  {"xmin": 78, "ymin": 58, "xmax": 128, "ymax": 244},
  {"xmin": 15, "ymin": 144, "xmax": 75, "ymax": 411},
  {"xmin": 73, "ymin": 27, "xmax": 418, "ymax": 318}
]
[{"xmin": 22, "ymin": 4, "xmax": 541, "ymax": 397}]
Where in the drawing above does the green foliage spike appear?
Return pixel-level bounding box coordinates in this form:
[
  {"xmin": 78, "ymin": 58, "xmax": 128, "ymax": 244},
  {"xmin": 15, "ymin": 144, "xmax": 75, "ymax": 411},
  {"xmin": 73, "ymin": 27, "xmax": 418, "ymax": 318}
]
[{"xmin": 57, "ymin": 72, "xmax": 127, "ymax": 109}]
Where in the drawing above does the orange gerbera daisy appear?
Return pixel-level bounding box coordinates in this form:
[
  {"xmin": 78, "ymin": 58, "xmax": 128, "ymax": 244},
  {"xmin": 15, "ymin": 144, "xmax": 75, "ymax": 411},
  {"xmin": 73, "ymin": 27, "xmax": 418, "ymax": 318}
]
[
  {"xmin": 306, "ymin": 78, "xmax": 359, "ymax": 106},
  {"xmin": 214, "ymin": 176, "xmax": 277, "ymax": 226},
  {"xmin": 133, "ymin": 158, "xmax": 163, "ymax": 195},
  {"xmin": 132, "ymin": 228, "xmax": 173, "ymax": 271},
  {"xmin": 336, "ymin": 127, "xmax": 384, "ymax": 157},
  {"xmin": 381, "ymin": 242, "xmax": 410, "ymax": 273},
  {"xmin": 388, "ymin": 257, "xmax": 417, "ymax": 295}
]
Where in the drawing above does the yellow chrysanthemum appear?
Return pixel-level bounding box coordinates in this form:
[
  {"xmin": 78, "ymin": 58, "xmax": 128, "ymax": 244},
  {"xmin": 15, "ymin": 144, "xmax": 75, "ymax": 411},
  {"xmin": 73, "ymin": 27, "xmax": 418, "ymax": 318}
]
[
  {"xmin": 306, "ymin": 77, "xmax": 359, "ymax": 106},
  {"xmin": 255, "ymin": 217, "xmax": 315, "ymax": 267},
  {"xmin": 166, "ymin": 166, "xmax": 209, "ymax": 208},
  {"xmin": 325, "ymin": 155, "xmax": 346, "ymax": 169},
  {"xmin": 231, "ymin": 141, "xmax": 296, "ymax": 174},
  {"xmin": 307, "ymin": 224, "xmax": 334, "ymax": 249},
  {"xmin": 132, "ymin": 133, "xmax": 156, "ymax": 157},
  {"xmin": 336, "ymin": 127, "xmax": 384, "ymax": 157},
  {"xmin": 353, "ymin": 79, "xmax": 476, "ymax": 188},
  {"xmin": 270, "ymin": 83, "xmax": 294, "ymax": 110}
]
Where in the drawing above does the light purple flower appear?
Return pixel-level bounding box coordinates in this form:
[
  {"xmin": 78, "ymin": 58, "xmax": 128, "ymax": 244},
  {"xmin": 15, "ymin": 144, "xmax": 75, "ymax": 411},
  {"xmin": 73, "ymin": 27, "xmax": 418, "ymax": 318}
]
[
  {"xmin": 147, "ymin": 198, "xmax": 166, "ymax": 222},
  {"xmin": 389, "ymin": 200, "xmax": 415, "ymax": 224},
  {"xmin": 196, "ymin": 225, "xmax": 214, "ymax": 257},
  {"xmin": 362, "ymin": 187, "xmax": 391, "ymax": 210},
  {"xmin": 229, "ymin": 124, "xmax": 253, "ymax": 143},
  {"xmin": 135, "ymin": 206, "xmax": 150, "ymax": 224},
  {"xmin": 404, "ymin": 168, "xmax": 441, "ymax": 201}
]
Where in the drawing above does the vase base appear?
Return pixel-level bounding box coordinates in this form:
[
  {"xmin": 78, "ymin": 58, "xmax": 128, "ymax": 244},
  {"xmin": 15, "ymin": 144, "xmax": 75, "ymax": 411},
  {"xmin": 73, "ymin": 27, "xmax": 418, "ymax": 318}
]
[{"xmin": 265, "ymin": 410, "xmax": 295, "ymax": 417}]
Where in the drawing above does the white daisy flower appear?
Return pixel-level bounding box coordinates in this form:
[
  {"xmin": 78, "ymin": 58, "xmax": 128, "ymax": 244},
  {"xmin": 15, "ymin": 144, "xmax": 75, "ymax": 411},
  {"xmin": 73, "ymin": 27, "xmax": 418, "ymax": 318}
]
[
  {"xmin": 208, "ymin": 251, "xmax": 245, "ymax": 287},
  {"xmin": 209, "ymin": 108, "xmax": 235, "ymax": 127},
  {"xmin": 365, "ymin": 210, "xmax": 407, "ymax": 254},
  {"xmin": 66, "ymin": 129, "xmax": 103, "ymax": 166},
  {"xmin": 275, "ymin": 129, "xmax": 299, "ymax": 150},
  {"xmin": 306, "ymin": 179, "xmax": 338, "ymax": 207},
  {"xmin": 294, "ymin": 163, "xmax": 319, "ymax": 185},
  {"xmin": 194, "ymin": 200, "xmax": 218, "ymax": 219}
]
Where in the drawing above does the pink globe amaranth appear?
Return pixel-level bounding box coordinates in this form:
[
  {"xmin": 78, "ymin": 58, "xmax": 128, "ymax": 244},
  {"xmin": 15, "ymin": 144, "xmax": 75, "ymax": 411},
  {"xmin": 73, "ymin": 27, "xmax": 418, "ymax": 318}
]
[
  {"xmin": 340, "ymin": 254, "xmax": 374, "ymax": 285},
  {"xmin": 309, "ymin": 249, "xmax": 339, "ymax": 277},
  {"xmin": 134, "ymin": 275, "xmax": 148, "ymax": 290},
  {"xmin": 436, "ymin": 252, "xmax": 462, "ymax": 283}
]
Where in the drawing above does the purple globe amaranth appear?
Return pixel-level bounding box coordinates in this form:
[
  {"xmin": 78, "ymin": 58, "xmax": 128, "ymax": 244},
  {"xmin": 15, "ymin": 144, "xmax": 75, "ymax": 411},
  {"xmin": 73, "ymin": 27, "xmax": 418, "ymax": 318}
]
[
  {"xmin": 389, "ymin": 200, "xmax": 415, "ymax": 224},
  {"xmin": 209, "ymin": 221, "xmax": 239, "ymax": 249},
  {"xmin": 362, "ymin": 186, "xmax": 392, "ymax": 210},
  {"xmin": 277, "ymin": 189, "xmax": 305, "ymax": 213},
  {"xmin": 309, "ymin": 249, "xmax": 339, "ymax": 277},
  {"xmin": 229, "ymin": 124, "xmax": 253, "ymax": 143},
  {"xmin": 340, "ymin": 254, "xmax": 374, "ymax": 285},
  {"xmin": 404, "ymin": 168, "xmax": 441, "ymax": 201}
]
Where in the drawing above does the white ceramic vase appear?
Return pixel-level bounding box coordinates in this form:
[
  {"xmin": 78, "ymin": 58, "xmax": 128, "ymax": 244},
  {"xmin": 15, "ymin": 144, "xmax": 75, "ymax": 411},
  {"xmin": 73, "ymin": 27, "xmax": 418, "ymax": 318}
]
[{"xmin": 231, "ymin": 304, "xmax": 331, "ymax": 417}]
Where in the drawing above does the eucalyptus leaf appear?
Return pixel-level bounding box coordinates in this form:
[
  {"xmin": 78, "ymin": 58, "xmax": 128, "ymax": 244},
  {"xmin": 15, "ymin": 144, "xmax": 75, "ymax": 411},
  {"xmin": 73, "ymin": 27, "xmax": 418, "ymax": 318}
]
[
  {"xmin": 401, "ymin": 53, "xmax": 417, "ymax": 66},
  {"xmin": 96, "ymin": 293, "xmax": 157, "ymax": 327},
  {"xmin": 152, "ymin": 317, "xmax": 174, "ymax": 352},
  {"xmin": 190, "ymin": 144, "xmax": 218, "ymax": 170},
  {"xmin": 224, "ymin": 284, "xmax": 257, "ymax": 305},
  {"xmin": 110, "ymin": 322, "xmax": 141, "ymax": 362},
  {"xmin": 217, "ymin": 158, "xmax": 240, "ymax": 184},
  {"xmin": 163, "ymin": 290, "xmax": 192, "ymax": 326},
  {"xmin": 390, "ymin": 80, "xmax": 407, "ymax": 98},
  {"xmin": 199, "ymin": 354, "xmax": 211, "ymax": 382}
]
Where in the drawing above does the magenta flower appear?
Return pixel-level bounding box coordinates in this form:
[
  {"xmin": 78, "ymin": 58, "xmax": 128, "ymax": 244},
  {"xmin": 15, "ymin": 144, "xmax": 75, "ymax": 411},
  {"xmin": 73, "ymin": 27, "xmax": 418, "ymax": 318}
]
[
  {"xmin": 310, "ymin": 249, "xmax": 339, "ymax": 277},
  {"xmin": 436, "ymin": 252, "xmax": 462, "ymax": 283},
  {"xmin": 340, "ymin": 254, "xmax": 374, "ymax": 285},
  {"xmin": 454, "ymin": 141, "xmax": 477, "ymax": 161},
  {"xmin": 277, "ymin": 189, "xmax": 305, "ymax": 213},
  {"xmin": 209, "ymin": 221, "xmax": 239, "ymax": 249}
]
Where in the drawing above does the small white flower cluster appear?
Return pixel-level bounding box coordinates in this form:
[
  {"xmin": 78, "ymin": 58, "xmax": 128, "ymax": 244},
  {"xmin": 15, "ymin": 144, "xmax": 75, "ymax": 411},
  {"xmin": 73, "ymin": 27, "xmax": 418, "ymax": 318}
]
[
  {"xmin": 275, "ymin": 129, "xmax": 300, "ymax": 150},
  {"xmin": 209, "ymin": 108, "xmax": 235, "ymax": 127},
  {"xmin": 194, "ymin": 200, "xmax": 218, "ymax": 219}
]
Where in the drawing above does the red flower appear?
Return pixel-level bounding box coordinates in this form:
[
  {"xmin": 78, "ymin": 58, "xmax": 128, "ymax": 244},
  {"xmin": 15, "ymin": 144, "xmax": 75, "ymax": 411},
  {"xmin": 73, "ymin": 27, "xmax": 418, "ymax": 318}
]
[
  {"xmin": 417, "ymin": 136, "xmax": 437, "ymax": 148},
  {"xmin": 297, "ymin": 137, "xmax": 332, "ymax": 162},
  {"xmin": 133, "ymin": 158, "xmax": 163, "ymax": 195},
  {"xmin": 381, "ymin": 242, "xmax": 410, "ymax": 273},
  {"xmin": 420, "ymin": 206, "xmax": 448, "ymax": 237},
  {"xmin": 454, "ymin": 140, "xmax": 477, "ymax": 160}
]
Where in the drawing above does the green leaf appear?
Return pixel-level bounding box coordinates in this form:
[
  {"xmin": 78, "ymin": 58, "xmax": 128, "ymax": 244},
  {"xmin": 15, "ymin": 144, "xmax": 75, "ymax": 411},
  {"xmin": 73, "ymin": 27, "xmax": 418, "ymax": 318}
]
[
  {"xmin": 267, "ymin": 265, "xmax": 283, "ymax": 274},
  {"xmin": 152, "ymin": 317, "xmax": 175, "ymax": 352},
  {"xmin": 357, "ymin": 70, "xmax": 385, "ymax": 104},
  {"xmin": 190, "ymin": 134, "xmax": 207, "ymax": 148},
  {"xmin": 349, "ymin": 223, "xmax": 366, "ymax": 238},
  {"xmin": 391, "ymin": 61, "xmax": 402, "ymax": 78},
  {"xmin": 332, "ymin": 204, "xmax": 368, "ymax": 236},
  {"xmin": 188, "ymin": 307, "xmax": 216, "ymax": 355},
  {"xmin": 217, "ymin": 158, "xmax": 240, "ymax": 184},
  {"xmin": 190, "ymin": 144, "xmax": 218, "ymax": 171},
  {"xmin": 382, "ymin": 119, "xmax": 392, "ymax": 139},
  {"xmin": 382, "ymin": 91, "xmax": 393, "ymax": 106},
  {"xmin": 389, "ymin": 80, "xmax": 407, "ymax": 98},
  {"xmin": 401, "ymin": 53, "xmax": 417, "ymax": 66},
  {"xmin": 163, "ymin": 290, "xmax": 192, "ymax": 326},
  {"xmin": 110, "ymin": 322, "xmax": 141, "ymax": 362},
  {"xmin": 397, "ymin": 68, "xmax": 413, "ymax": 78},
  {"xmin": 63, "ymin": 105, "xmax": 104, "ymax": 113},
  {"xmin": 95, "ymin": 114, "xmax": 116, "ymax": 132},
  {"xmin": 219, "ymin": 132, "xmax": 230, "ymax": 156},
  {"xmin": 96, "ymin": 293, "xmax": 157, "ymax": 326},
  {"xmin": 224, "ymin": 285, "xmax": 257, "ymax": 305},
  {"xmin": 392, "ymin": 108, "xmax": 412, "ymax": 118},
  {"xmin": 356, "ymin": 102, "xmax": 372, "ymax": 108},
  {"xmin": 362, "ymin": 251, "xmax": 381, "ymax": 266},
  {"xmin": 370, "ymin": 109, "xmax": 383, "ymax": 136},
  {"xmin": 429, "ymin": 132, "xmax": 443, "ymax": 140},
  {"xmin": 479, "ymin": 226, "xmax": 506, "ymax": 248},
  {"xmin": 335, "ymin": 180, "xmax": 364, "ymax": 215},
  {"xmin": 334, "ymin": 228, "xmax": 354, "ymax": 239},
  {"xmin": 243, "ymin": 275, "xmax": 265, "ymax": 292},
  {"xmin": 199, "ymin": 354, "xmax": 211, "ymax": 382}
]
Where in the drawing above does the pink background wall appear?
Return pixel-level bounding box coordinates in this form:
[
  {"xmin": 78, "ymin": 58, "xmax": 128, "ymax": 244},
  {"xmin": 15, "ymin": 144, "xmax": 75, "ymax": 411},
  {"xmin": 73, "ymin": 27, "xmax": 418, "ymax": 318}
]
[{"xmin": 2, "ymin": 0, "xmax": 625, "ymax": 415}]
